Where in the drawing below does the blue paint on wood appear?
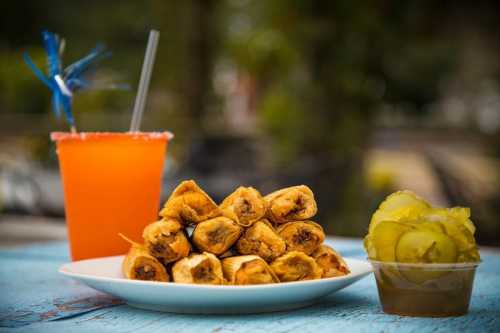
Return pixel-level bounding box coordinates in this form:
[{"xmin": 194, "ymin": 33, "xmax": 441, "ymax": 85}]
[
  {"xmin": 0, "ymin": 242, "xmax": 122, "ymax": 328},
  {"xmin": 0, "ymin": 239, "xmax": 499, "ymax": 332}
]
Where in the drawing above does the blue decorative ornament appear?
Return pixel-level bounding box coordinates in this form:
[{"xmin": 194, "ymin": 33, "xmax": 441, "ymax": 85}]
[{"xmin": 23, "ymin": 30, "xmax": 112, "ymax": 129}]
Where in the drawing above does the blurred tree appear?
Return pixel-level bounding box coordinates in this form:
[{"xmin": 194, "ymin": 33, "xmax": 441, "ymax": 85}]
[
  {"xmin": 222, "ymin": 0, "xmax": 500, "ymax": 236},
  {"xmin": 223, "ymin": 0, "xmax": 386, "ymax": 234},
  {"xmin": 1, "ymin": 0, "xmax": 500, "ymax": 241},
  {"xmin": 0, "ymin": 0, "xmax": 222, "ymax": 159},
  {"xmin": 183, "ymin": 0, "xmax": 219, "ymax": 132}
]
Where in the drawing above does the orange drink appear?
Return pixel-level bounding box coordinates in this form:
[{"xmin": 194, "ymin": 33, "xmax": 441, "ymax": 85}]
[{"xmin": 51, "ymin": 132, "xmax": 173, "ymax": 261}]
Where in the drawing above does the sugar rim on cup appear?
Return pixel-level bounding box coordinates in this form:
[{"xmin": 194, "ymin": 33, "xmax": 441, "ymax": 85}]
[{"xmin": 50, "ymin": 131, "xmax": 174, "ymax": 142}]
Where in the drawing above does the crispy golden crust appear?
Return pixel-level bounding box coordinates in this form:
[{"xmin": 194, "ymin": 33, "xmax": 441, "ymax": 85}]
[
  {"xmin": 277, "ymin": 221, "xmax": 325, "ymax": 255},
  {"xmin": 143, "ymin": 219, "xmax": 191, "ymax": 263},
  {"xmin": 123, "ymin": 181, "xmax": 334, "ymax": 285},
  {"xmin": 222, "ymin": 255, "xmax": 279, "ymax": 285},
  {"xmin": 122, "ymin": 244, "xmax": 169, "ymax": 282},
  {"xmin": 264, "ymin": 185, "xmax": 317, "ymax": 224},
  {"xmin": 220, "ymin": 187, "xmax": 267, "ymax": 227},
  {"xmin": 171, "ymin": 252, "xmax": 225, "ymax": 285},
  {"xmin": 236, "ymin": 219, "xmax": 286, "ymax": 262},
  {"xmin": 159, "ymin": 180, "xmax": 221, "ymax": 225},
  {"xmin": 312, "ymin": 245, "xmax": 350, "ymax": 278},
  {"xmin": 270, "ymin": 251, "xmax": 323, "ymax": 282},
  {"xmin": 192, "ymin": 217, "xmax": 243, "ymax": 255}
]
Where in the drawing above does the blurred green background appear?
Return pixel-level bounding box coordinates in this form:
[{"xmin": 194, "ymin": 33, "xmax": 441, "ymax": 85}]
[{"xmin": 1, "ymin": 0, "xmax": 500, "ymax": 246}]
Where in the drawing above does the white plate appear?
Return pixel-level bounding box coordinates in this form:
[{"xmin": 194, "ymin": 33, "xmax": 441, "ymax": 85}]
[{"xmin": 59, "ymin": 255, "xmax": 372, "ymax": 314}]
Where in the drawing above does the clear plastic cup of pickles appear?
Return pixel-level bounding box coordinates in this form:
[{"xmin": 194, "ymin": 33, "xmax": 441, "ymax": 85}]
[
  {"xmin": 364, "ymin": 191, "xmax": 481, "ymax": 317},
  {"xmin": 370, "ymin": 260, "xmax": 478, "ymax": 317}
]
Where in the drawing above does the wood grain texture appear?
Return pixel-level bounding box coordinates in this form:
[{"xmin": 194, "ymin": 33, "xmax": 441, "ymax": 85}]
[{"xmin": 1, "ymin": 239, "xmax": 499, "ymax": 332}]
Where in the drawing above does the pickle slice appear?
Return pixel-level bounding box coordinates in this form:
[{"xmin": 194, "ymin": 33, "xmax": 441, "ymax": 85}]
[
  {"xmin": 448, "ymin": 207, "xmax": 476, "ymax": 235},
  {"xmin": 441, "ymin": 220, "xmax": 479, "ymax": 262},
  {"xmin": 422, "ymin": 208, "xmax": 480, "ymax": 262},
  {"xmin": 369, "ymin": 190, "xmax": 430, "ymax": 233},
  {"xmin": 414, "ymin": 221, "xmax": 446, "ymax": 234},
  {"xmin": 395, "ymin": 230, "xmax": 457, "ymax": 263},
  {"xmin": 365, "ymin": 190, "xmax": 480, "ymax": 270},
  {"xmin": 425, "ymin": 207, "xmax": 475, "ymax": 233},
  {"xmin": 370, "ymin": 220, "xmax": 414, "ymax": 261},
  {"xmin": 396, "ymin": 229, "xmax": 458, "ymax": 284}
]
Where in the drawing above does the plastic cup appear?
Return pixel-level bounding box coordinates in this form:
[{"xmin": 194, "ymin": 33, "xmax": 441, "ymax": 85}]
[
  {"xmin": 51, "ymin": 132, "xmax": 173, "ymax": 261},
  {"xmin": 370, "ymin": 260, "xmax": 479, "ymax": 317}
]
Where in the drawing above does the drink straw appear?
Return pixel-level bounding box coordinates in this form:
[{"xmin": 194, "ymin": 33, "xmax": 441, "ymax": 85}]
[{"xmin": 130, "ymin": 30, "xmax": 160, "ymax": 132}]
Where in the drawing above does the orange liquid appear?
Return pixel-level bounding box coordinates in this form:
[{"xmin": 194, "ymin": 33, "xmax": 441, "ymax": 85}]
[{"xmin": 51, "ymin": 132, "xmax": 172, "ymax": 261}]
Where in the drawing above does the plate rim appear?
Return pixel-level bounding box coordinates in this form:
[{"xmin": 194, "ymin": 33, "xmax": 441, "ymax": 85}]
[{"xmin": 59, "ymin": 256, "xmax": 373, "ymax": 290}]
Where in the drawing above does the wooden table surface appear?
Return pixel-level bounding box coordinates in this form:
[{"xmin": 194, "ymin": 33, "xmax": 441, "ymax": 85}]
[{"xmin": 0, "ymin": 238, "xmax": 499, "ymax": 333}]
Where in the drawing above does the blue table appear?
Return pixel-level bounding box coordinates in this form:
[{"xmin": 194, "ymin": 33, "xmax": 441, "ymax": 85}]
[{"xmin": 1, "ymin": 238, "xmax": 499, "ymax": 333}]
